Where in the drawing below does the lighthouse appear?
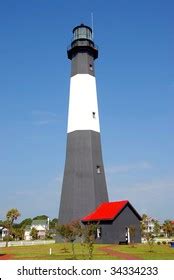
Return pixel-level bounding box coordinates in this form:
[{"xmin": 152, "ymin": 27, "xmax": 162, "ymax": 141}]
[{"xmin": 58, "ymin": 24, "xmax": 109, "ymax": 224}]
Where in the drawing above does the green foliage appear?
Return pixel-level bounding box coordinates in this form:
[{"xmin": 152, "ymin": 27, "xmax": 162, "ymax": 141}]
[
  {"xmin": 49, "ymin": 218, "xmax": 58, "ymax": 229},
  {"xmin": 12, "ymin": 228, "xmax": 24, "ymax": 240},
  {"xmin": 19, "ymin": 218, "xmax": 32, "ymax": 229},
  {"xmin": 3, "ymin": 235, "xmax": 13, "ymax": 242},
  {"xmin": 30, "ymin": 227, "xmax": 38, "ymax": 240},
  {"xmin": 6, "ymin": 208, "xmax": 21, "ymax": 224},
  {"xmin": 5, "ymin": 208, "xmax": 21, "ymax": 246},
  {"xmin": 83, "ymin": 223, "xmax": 98, "ymax": 260},
  {"xmin": 57, "ymin": 221, "xmax": 99, "ymax": 260},
  {"xmin": 1, "ymin": 243, "xmax": 174, "ymax": 260},
  {"xmin": 33, "ymin": 215, "xmax": 48, "ymax": 220},
  {"xmin": 57, "ymin": 221, "xmax": 82, "ymax": 259},
  {"xmin": 129, "ymin": 225, "xmax": 136, "ymax": 246},
  {"xmin": 153, "ymin": 219, "xmax": 161, "ymax": 236},
  {"xmin": 145, "ymin": 232, "xmax": 155, "ymax": 252},
  {"xmin": 140, "ymin": 214, "xmax": 148, "ymax": 236},
  {"xmin": 163, "ymin": 220, "xmax": 173, "ymax": 237}
]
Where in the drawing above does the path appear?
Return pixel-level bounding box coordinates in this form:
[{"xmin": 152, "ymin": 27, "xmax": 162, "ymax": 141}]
[
  {"xmin": 99, "ymin": 246, "xmax": 142, "ymax": 260},
  {"xmin": 0, "ymin": 247, "xmax": 14, "ymax": 260},
  {"xmin": 0, "ymin": 254, "xmax": 13, "ymax": 260}
]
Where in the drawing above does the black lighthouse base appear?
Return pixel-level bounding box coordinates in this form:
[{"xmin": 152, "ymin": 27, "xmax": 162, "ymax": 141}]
[{"xmin": 58, "ymin": 130, "xmax": 109, "ymax": 225}]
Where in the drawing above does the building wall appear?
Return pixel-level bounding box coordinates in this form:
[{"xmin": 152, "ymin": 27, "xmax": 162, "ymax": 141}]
[
  {"xmin": 97, "ymin": 206, "xmax": 141, "ymax": 244},
  {"xmin": 24, "ymin": 230, "xmax": 31, "ymax": 241},
  {"xmin": 0, "ymin": 228, "xmax": 8, "ymax": 240}
]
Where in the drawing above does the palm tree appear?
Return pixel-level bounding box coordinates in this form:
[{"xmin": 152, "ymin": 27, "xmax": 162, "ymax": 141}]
[
  {"xmin": 5, "ymin": 208, "xmax": 21, "ymax": 246},
  {"xmin": 163, "ymin": 220, "xmax": 173, "ymax": 238},
  {"xmin": 6, "ymin": 208, "xmax": 20, "ymax": 224}
]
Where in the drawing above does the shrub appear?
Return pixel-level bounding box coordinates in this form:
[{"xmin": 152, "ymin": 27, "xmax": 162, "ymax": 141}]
[
  {"xmin": 157, "ymin": 241, "xmax": 161, "ymax": 245},
  {"xmin": 3, "ymin": 236, "xmax": 13, "ymax": 242},
  {"xmin": 162, "ymin": 241, "xmax": 166, "ymax": 245}
]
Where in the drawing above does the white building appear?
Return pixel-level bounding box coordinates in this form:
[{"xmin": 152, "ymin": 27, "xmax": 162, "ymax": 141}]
[
  {"xmin": 143, "ymin": 217, "xmax": 164, "ymax": 236},
  {"xmin": 0, "ymin": 227, "xmax": 8, "ymax": 240},
  {"xmin": 24, "ymin": 219, "xmax": 49, "ymax": 241}
]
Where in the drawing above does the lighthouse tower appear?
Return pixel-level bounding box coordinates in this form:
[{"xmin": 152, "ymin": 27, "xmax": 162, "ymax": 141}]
[{"xmin": 58, "ymin": 24, "xmax": 108, "ymax": 224}]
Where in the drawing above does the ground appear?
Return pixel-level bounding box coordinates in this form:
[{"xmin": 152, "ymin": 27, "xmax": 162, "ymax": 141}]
[{"xmin": 0, "ymin": 243, "xmax": 174, "ymax": 260}]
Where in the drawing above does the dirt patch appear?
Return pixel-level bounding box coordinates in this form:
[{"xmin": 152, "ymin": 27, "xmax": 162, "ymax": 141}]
[
  {"xmin": 99, "ymin": 246, "xmax": 142, "ymax": 260},
  {"xmin": 0, "ymin": 254, "xmax": 14, "ymax": 260}
]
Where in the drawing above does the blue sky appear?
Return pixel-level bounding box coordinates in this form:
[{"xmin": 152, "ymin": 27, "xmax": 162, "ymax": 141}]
[{"xmin": 0, "ymin": 0, "xmax": 173, "ymax": 222}]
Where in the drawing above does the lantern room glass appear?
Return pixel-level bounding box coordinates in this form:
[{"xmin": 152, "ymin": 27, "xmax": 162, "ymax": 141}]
[{"xmin": 73, "ymin": 27, "xmax": 92, "ymax": 41}]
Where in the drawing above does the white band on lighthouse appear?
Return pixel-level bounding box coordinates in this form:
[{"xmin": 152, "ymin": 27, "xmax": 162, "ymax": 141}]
[{"xmin": 67, "ymin": 74, "xmax": 100, "ymax": 133}]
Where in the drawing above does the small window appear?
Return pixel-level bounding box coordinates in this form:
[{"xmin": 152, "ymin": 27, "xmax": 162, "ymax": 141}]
[
  {"xmin": 89, "ymin": 64, "xmax": 93, "ymax": 71},
  {"xmin": 97, "ymin": 227, "xmax": 102, "ymax": 238},
  {"xmin": 96, "ymin": 165, "xmax": 101, "ymax": 174},
  {"xmin": 92, "ymin": 112, "xmax": 96, "ymax": 118}
]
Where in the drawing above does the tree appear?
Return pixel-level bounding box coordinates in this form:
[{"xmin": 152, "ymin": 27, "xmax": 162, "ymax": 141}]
[
  {"xmin": 145, "ymin": 232, "xmax": 155, "ymax": 252},
  {"xmin": 19, "ymin": 218, "xmax": 32, "ymax": 229},
  {"xmin": 13, "ymin": 227, "xmax": 24, "ymax": 240},
  {"xmin": 153, "ymin": 219, "xmax": 161, "ymax": 236},
  {"xmin": 33, "ymin": 215, "xmax": 48, "ymax": 220},
  {"xmin": 83, "ymin": 223, "xmax": 98, "ymax": 260},
  {"xmin": 57, "ymin": 221, "xmax": 82, "ymax": 259},
  {"xmin": 30, "ymin": 227, "xmax": 38, "ymax": 240},
  {"xmin": 57, "ymin": 224, "xmax": 72, "ymax": 253},
  {"xmin": 129, "ymin": 225, "xmax": 136, "ymax": 247},
  {"xmin": 141, "ymin": 214, "xmax": 148, "ymax": 237},
  {"xmin": 163, "ymin": 220, "xmax": 173, "ymax": 237},
  {"xmin": 5, "ymin": 208, "xmax": 21, "ymax": 246},
  {"xmin": 49, "ymin": 218, "xmax": 58, "ymax": 229},
  {"xmin": 141, "ymin": 214, "xmax": 160, "ymax": 237},
  {"xmin": 6, "ymin": 208, "xmax": 21, "ymax": 224}
]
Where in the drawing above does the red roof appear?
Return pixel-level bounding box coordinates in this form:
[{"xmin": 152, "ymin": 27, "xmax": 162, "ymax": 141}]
[{"xmin": 81, "ymin": 200, "xmax": 129, "ymax": 222}]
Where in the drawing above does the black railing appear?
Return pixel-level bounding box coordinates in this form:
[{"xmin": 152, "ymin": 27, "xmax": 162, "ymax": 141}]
[{"xmin": 67, "ymin": 40, "xmax": 98, "ymax": 52}]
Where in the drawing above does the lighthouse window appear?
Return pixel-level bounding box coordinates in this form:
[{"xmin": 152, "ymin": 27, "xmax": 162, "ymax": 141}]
[
  {"xmin": 92, "ymin": 112, "xmax": 96, "ymax": 118},
  {"xmin": 89, "ymin": 64, "xmax": 93, "ymax": 71},
  {"xmin": 96, "ymin": 165, "xmax": 101, "ymax": 174}
]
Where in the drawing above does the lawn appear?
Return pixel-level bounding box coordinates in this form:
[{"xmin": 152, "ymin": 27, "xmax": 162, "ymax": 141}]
[
  {"xmin": 0, "ymin": 243, "xmax": 114, "ymax": 260},
  {"xmin": 111, "ymin": 244, "xmax": 174, "ymax": 260},
  {"xmin": 0, "ymin": 243, "xmax": 174, "ymax": 260}
]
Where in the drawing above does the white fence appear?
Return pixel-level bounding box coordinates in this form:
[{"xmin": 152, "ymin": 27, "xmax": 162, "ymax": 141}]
[
  {"xmin": 141, "ymin": 237, "xmax": 173, "ymax": 244},
  {"xmin": 0, "ymin": 239, "xmax": 55, "ymax": 247}
]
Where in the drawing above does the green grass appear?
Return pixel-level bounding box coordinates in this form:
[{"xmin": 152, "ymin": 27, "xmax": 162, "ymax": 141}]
[
  {"xmin": 111, "ymin": 244, "xmax": 174, "ymax": 260},
  {"xmin": 0, "ymin": 243, "xmax": 174, "ymax": 260},
  {"xmin": 0, "ymin": 243, "xmax": 115, "ymax": 260}
]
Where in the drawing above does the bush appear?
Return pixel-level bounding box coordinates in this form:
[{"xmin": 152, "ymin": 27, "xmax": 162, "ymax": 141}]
[
  {"xmin": 3, "ymin": 236, "xmax": 13, "ymax": 241},
  {"xmin": 157, "ymin": 241, "xmax": 161, "ymax": 245},
  {"xmin": 162, "ymin": 241, "xmax": 166, "ymax": 245},
  {"xmin": 45, "ymin": 235, "xmax": 53, "ymax": 240}
]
